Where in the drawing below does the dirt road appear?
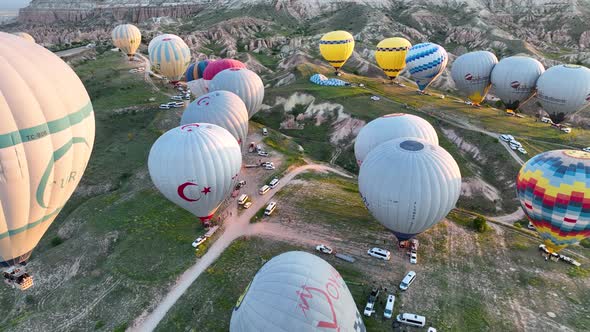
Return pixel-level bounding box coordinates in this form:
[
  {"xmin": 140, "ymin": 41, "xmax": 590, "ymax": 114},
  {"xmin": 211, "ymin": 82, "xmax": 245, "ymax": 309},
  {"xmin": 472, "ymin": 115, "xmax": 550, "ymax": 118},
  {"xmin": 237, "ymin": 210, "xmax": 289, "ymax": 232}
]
[{"xmin": 130, "ymin": 163, "xmax": 352, "ymax": 331}]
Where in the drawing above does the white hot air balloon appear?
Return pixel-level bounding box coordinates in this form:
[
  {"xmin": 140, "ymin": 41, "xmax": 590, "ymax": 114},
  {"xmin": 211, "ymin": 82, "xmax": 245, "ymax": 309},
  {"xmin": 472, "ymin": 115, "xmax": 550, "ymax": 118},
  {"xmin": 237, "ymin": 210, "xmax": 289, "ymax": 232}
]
[
  {"xmin": 186, "ymin": 78, "xmax": 209, "ymax": 99},
  {"xmin": 148, "ymin": 123, "xmax": 242, "ymax": 226},
  {"xmin": 230, "ymin": 251, "xmax": 365, "ymax": 332},
  {"xmin": 181, "ymin": 91, "xmax": 249, "ymax": 148},
  {"xmin": 359, "ymin": 138, "xmax": 461, "ymax": 242},
  {"xmin": 536, "ymin": 64, "xmax": 590, "ymax": 123},
  {"xmin": 450, "ymin": 51, "xmax": 498, "ymax": 105},
  {"xmin": 12, "ymin": 32, "xmax": 35, "ymax": 43},
  {"xmin": 354, "ymin": 113, "xmax": 438, "ymax": 166},
  {"xmin": 0, "ymin": 32, "xmax": 95, "ymax": 287},
  {"xmin": 405, "ymin": 42, "xmax": 448, "ymax": 92},
  {"xmin": 209, "ymin": 68, "xmax": 265, "ymax": 118},
  {"xmin": 490, "ymin": 56, "xmax": 545, "ymax": 112}
]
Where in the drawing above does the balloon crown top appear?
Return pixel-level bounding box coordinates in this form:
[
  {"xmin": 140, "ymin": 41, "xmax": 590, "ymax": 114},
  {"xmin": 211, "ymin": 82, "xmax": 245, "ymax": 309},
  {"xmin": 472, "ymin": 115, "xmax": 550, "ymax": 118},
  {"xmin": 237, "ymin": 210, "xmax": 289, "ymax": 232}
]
[
  {"xmin": 563, "ymin": 64, "xmax": 582, "ymax": 69},
  {"xmin": 162, "ymin": 38, "xmax": 172, "ymax": 41},
  {"xmin": 383, "ymin": 113, "xmax": 406, "ymax": 118},
  {"xmin": 180, "ymin": 123, "xmax": 201, "ymax": 132},
  {"xmin": 400, "ymin": 140, "xmax": 424, "ymax": 151},
  {"xmin": 229, "ymin": 68, "xmax": 242, "ymax": 71},
  {"xmin": 563, "ymin": 150, "xmax": 590, "ymax": 159}
]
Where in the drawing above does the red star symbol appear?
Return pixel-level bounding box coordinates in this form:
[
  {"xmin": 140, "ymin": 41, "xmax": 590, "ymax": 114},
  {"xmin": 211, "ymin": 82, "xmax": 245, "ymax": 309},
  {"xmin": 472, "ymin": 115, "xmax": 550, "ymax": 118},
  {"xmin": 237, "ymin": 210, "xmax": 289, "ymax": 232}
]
[{"xmin": 201, "ymin": 187, "xmax": 212, "ymax": 195}]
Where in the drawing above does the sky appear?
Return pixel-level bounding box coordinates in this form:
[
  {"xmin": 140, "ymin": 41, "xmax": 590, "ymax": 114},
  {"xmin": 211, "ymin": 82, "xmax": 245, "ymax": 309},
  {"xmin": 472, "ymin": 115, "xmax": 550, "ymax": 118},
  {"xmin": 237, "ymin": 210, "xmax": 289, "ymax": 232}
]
[{"xmin": 0, "ymin": 0, "xmax": 31, "ymax": 10}]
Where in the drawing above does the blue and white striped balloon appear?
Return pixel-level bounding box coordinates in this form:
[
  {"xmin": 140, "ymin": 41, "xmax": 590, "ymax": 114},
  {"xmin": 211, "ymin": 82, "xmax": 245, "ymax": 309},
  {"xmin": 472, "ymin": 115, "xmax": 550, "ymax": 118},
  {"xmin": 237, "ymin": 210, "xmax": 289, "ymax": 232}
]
[{"xmin": 405, "ymin": 43, "xmax": 448, "ymax": 92}]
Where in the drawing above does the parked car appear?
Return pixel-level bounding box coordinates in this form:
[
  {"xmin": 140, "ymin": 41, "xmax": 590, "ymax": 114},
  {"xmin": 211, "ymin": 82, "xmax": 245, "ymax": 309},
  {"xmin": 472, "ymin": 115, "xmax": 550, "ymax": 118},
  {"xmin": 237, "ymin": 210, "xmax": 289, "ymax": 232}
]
[
  {"xmin": 261, "ymin": 161, "xmax": 273, "ymax": 167},
  {"xmin": 167, "ymin": 102, "xmax": 177, "ymax": 107},
  {"xmin": 264, "ymin": 201, "xmax": 277, "ymax": 216},
  {"xmin": 370, "ymin": 95, "xmax": 381, "ymax": 101},
  {"xmin": 183, "ymin": 94, "xmax": 191, "ymax": 100},
  {"xmin": 259, "ymin": 185, "xmax": 270, "ymax": 195},
  {"xmin": 269, "ymin": 178, "xmax": 280, "ymax": 189},
  {"xmin": 159, "ymin": 104, "xmax": 170, "ymax": 109},
  {"xmin": 262, "ymin": 127, "xmax": 268, "ymax": 136},
  {"xmin": 316, "ymin": 244, "xmax": 333, "ymax": 254},
  {"xmin": 399, "ymin": 271, "xmax": 416, "ymax": 291},
  {"xmin": 561, "ymin": 127, "xmax": 572, "ymax": 133},
  {"xmin": 367, "ymin": 247, "xmax": 391, "ymax": 261},
  {"xmin": 191, "ymin": 236, "xmax": 207, "ymax": 248},
  {"xmin": 235, "ymin": 180, "xmax": 246, "ymax": 190},
  {"xmin": 540, "ymin": 116, "xmax": 553, "ymax": 124},
  {"xmin": 410, "ymin": 252, "xmax": 417, "ymax": 264},
  {"xmin": 237, "ymin": 194, "xmax": 249, "ymax": 205},
  {"xmin": 170, "ymin": 95, "xmax": 183, "ymax": 101},
  {"xmin": 397, "ymin": 313, "xmax": 426, "ymax": 328},
  {"xmin": 243, "ymin": 202, "xmax": 252, "ymax": 209},
  {"xmin": 258, "ymin": 151, "xmax": 269, "ymax": 157},
  {"xmin": 527, "ymin": 222, "xmax": 536, "ymax": 230},
  {"xmin": 518, "ymin": 147, "xmax": 528, "ymax": 154},
  {"xmin": 363, "ymin": 288, "xmax": 380, "ymax": 317},
  {"xmin": 500, "ymin": 134, "xmax": 514, "ymax": 142},
  {"xmin": 264, "ymin": 164, "xmax": 276, "ymax": 170},
  {"xmin": 384, "ymin": 294, "xmax": 395, "ymax": 319},
  {"xmin": 582, "ymin": 147, "xmax": 590, "ymax": 153},
  {"xmin": 509, "ymin": 142, "xmax": 521, "ymax": 150}
]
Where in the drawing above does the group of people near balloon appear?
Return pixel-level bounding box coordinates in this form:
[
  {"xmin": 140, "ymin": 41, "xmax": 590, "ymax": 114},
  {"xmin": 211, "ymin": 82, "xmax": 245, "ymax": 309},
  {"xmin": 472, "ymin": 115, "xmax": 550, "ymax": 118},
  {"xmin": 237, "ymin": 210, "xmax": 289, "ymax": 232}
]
[{"xmin": 320, "ymin": 30, "xmax": 590, "ymax": 124}]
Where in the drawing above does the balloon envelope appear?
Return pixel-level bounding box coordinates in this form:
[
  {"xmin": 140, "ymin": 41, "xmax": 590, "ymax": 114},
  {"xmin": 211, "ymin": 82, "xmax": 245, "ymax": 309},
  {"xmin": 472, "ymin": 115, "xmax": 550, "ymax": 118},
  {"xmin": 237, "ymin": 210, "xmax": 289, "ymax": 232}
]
[
  {"xmin": 149, "ymin": 35, "xmax": 191, "ymax": 83},
  {"xmin": 359, "ymin": 138, "xmax": 461, "ymax": 241},
  {"xmin": 209, "ymin": 68, "xmax": 265, "ymax": 118},
  {"xmin": 230, "ymin": 251, "xmax": 365, "ymax": 332},
  {"xmin": 202, "ymin": 59, "xmax": 246, "ymax": 81},
  {"xmin": 319, "ymin": 31, "xmax": 355, "ymax": 72},
  {"xmin": 148, "ymin": 34, "xmax": 184, "ymax": 55},
  {"xmin": 517, "ymin": 150, "xmax": 590, "ymax": 253},
  {"xmin": 451, "ymin": 51, "xmax": 498, "ymax": 104},
  {"xmin": 147, "ymin": 123, "xmax": 241, "ymax": 225},
  {"xmin": 375, "ymin": 37, "xmax": 411, "ymax": 79},
  {"xmin": 111, "ymin": 24, "xmax": 141, "ymax": 57},
  {"xmin": 490, "ymin": 56, "xmax": 545, "ymax": 111},
  {"xmin": 536, "ymin": 64, "xmax": 590, "ymax": 123},
  {"xmin": 186, "ymin": 60, "xmax": 211, "ymax": 82},
  {"xmin": 405, "ymin": 42, "xmax": 448, "ymax": 92},
  {"xmin": 181, "ymin": 91, "xmax": 249, "ymax": 148},
  {"xmin": 0, "ymin": 32, "xmax": 95, "ymax": 267},
  {"xmin": 12, "ymin": 32, "xmax": 35, "ymax": 43},
  {"xmin": 354, "ymin": 113, "xmax": 438, "ymax": 166},
  {"xmin": 187, "ymin": 78, "xmax": 209, "ymax": 98}
]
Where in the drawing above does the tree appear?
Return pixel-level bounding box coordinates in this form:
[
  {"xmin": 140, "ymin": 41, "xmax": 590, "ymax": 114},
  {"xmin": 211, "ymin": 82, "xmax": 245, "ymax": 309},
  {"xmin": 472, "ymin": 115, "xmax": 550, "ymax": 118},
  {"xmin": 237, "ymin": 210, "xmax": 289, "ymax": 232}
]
[{"xmin": 472, "ymin": 215, "xmax": 487, "ymax": 233}]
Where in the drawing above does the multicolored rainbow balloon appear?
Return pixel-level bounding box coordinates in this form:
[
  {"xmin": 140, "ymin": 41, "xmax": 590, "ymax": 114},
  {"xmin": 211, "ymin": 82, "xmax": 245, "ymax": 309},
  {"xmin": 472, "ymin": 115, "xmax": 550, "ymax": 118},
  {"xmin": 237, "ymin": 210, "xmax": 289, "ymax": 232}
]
[{"xmin": 516, "ymin": 150, "xmax": 590, "ymax": 253}]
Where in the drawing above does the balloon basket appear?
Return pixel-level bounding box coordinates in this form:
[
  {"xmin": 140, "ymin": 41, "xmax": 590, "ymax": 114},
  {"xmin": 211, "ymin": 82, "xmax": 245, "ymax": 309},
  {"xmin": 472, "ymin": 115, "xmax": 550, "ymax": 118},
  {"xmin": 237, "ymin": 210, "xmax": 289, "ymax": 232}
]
[{"xmin": 2, "ymin": 266, "xmax": 33, "ymax": 291}]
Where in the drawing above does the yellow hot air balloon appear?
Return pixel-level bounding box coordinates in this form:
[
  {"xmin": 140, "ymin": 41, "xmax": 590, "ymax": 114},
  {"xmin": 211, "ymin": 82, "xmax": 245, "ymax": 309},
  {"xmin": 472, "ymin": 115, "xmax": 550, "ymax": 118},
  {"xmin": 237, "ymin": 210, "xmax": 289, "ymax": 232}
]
[
  {"xmin": 149, "ymin": 35, "xmax": 192, "ymax": 84},
  {"xmin": 111, "ymin": 24, "xmax": 142, "ymax": 60},
  {"xmin": 12, "ymin": 32, "xmax": 35, "ymax": 43},
  {"xmin": 319, "ymin": 30, "xmax": 355, "ymax": 75},
  {"xmin": 375, "ymin": 37, "xmax": 411, "ymax": 81},
  {"xmin": 0, "ymin": 32, "xmax": 95, "ymax": 290}
]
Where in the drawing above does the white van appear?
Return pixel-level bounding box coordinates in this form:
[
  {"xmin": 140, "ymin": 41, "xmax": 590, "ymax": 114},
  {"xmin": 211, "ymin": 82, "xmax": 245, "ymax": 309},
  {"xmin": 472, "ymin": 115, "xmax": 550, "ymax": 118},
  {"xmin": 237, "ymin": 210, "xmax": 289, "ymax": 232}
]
[
  {"xmin": 399, "ymin": 271, "xmax": 416, "ymax": 291},
  {"xmin": 237, "ymin": 194, "xmax": 249, "ymax": 205},
  {"xmin": 383, "ymin": 294, "xmax": 395, "ymax": 319},
  {"xmin": 269, "ymin": 178, "xmax": 280, "ymax": 189},
  {"xmin": 262, "ymin": 128, "xmax": 268, "ymax": 136},
  {"xmin": 264, "ymin": 201, "xmax": 277, "ymax": 216},
  {"xmin": 259, "ymin": 185, "xmax": 270, "ymax": 195},
  {"xmin": 396, "ymin": 313, "xmax": 426, "ymax": 327},
  {"xmin": 541, "ymin": 116, "xmax": 552, "ymax": 124},
  {"xmin": 367, "ymin": 247, "xmax": 391, "ymax": 261}
]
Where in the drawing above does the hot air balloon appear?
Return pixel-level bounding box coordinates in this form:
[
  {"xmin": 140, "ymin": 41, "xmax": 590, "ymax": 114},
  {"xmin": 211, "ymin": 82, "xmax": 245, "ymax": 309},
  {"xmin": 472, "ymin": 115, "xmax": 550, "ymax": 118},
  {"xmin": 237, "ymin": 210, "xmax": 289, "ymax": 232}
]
[
  {"xmin": 319, "ymin": 31, "xmax": 355, "ymax": 75},
  {"xmin": 181, "ymin": 91, "xmax": 249, "ymax": 148},
  {"xmin": 490, "ymin": 56, "xmax": 545, "ymax": 112},
  {"xmin": 202, "ymin": 58, "xmax": 246, "ymax": 81},
  {"xmin": 209, "ymin": 68, "xmax": 265, "ymax": 118},
  {"xmin": 148, "ymin": 123, "xmax": 241, "ymax": 227},
  {"xmin": 111, "ymin": 24, "xmax": 142, "ymax": 60},
  {"xmin": 12, "ymin": 32, "xmax": 35, "ymax": 43},
  {"xmin": 0, "ymin": 32, "xmax": 95, "ymax": 289},
  {"xmin": 186, "ymin": 78, "xmax": 209, "ymax": 98},
  {"xmin": 450, "ymin": 51, "xmax": 498, "ymax": 105},
  {"xmin": 405, "ymin": 43, "xmax": 448, "ymax": 92},
  {"xmin": 148, "ymin": 34, "xmax": 185, "ymax": 55},
  {"xmin": 149, "ymin": 35, "xmax": 192, "ymax": 84},
  {"xmin": 230, "ymin": 251, "xmax": 365, "ymax": 332},
  {"xmin": 354, "ymin": 113, "xmax": 438, "ymax": 166},
  {"xmin": 375, "ymin": 37, "xmax": 412, "ymax": 81},
  {"xmin": 516, "ymin": 150, "xmax": 590, "ymax": 253},
  {"xmin": 185, "ymin": 60, "xmax": 211, "ymax": 82},
  {"xmin": 359, "ymin": 138, "xmax": 461, "ymax": 242},
  {"xmin": 536, "ymin": 64, "xmax": 590, "ymax": 123}
]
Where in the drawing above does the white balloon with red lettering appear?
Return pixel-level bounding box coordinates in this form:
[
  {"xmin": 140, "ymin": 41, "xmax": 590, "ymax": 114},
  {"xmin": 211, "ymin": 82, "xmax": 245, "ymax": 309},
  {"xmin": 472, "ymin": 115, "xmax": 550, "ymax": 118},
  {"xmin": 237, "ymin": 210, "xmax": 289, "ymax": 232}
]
[
  {"xmin": 230, "ymin": 251, "xmax": 366, "ymax": 332},
  {"xmin": 147, "ymin": 123, "xmax": 242, "ymax": 226},
  {"xmin": 181, "ymin": 91, "xmax": 249, "ymax": 149}
]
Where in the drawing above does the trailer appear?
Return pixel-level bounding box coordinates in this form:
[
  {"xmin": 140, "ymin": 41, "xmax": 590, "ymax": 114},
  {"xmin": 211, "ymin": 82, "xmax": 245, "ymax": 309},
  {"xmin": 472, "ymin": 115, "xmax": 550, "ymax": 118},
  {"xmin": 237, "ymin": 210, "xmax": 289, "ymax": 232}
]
[
  {"xmin": 335, "ymin": 253, "xmax": 356, "ymax": 263},
  {"xmin": 244, "ymin": 164, "xmax": 259, "ymax": 168}
]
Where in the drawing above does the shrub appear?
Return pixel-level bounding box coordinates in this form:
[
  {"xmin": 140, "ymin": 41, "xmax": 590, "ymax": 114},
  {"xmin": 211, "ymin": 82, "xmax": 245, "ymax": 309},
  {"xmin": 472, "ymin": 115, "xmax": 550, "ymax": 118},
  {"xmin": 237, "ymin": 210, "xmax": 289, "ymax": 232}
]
[
  {"xmin": 50, "ymin": 236, "xmax": 64, "ymax": 247},
  {"xmin": 472, "ymin": 216, "xmax": 488, "ymax": 233}
]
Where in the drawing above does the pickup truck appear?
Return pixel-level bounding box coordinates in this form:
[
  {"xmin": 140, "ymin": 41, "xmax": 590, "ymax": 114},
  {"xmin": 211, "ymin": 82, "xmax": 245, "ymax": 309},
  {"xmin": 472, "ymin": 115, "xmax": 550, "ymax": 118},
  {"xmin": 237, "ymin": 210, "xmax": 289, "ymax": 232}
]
[{"xmin": 363, "ymin": 288, "xmax": 380, "ymax": 317}]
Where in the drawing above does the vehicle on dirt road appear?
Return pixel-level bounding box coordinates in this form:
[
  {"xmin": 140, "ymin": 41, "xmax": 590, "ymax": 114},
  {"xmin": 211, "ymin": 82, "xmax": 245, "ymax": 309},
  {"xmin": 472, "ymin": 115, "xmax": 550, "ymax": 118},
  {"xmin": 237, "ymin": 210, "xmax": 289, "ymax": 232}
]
[
  {"xmin": 399, "ymin": 271, "xmax": 416, "ymax": 291},
  {"xmin": 235, "ymin": 180, "xmax": 246, "ymax": 189},
  {"xmin": 500, "ymin": 134, "xmax": 514, "ymax": 142},
  {"xmin": 243, "ymin": 202, "xmax": 252, "ymax": 209},
  {"xmin": 410, "ymin": 252, "xmax": 417, "ymax": 264},
  {"xmin": 384, "ymin": 294, "xmax": 395, "ymax": 319},
  {"xmin": 397, "ymin": 313, "xmax": 426, "ymax": 327},
  {"xmin": 315, "ymin": 244, "xmax": 333, "ymax": 254},
  {"xmin": 191, "ymin": 236, "xmax": 207, "ymax": 248},
  {"xmin": 237, "ymin": 194, "xmax": 249, "ymax": 205},
  {"xmin": 258, "ymin": 151, "xmax": 269, "ymax": 157},
  {"xmin": 367, "ymin": 247, "xmax": 391, "ymax": 260},
  {"xmin": 363, "ymin": 288, "xmax": 380, "ymax": 317}
]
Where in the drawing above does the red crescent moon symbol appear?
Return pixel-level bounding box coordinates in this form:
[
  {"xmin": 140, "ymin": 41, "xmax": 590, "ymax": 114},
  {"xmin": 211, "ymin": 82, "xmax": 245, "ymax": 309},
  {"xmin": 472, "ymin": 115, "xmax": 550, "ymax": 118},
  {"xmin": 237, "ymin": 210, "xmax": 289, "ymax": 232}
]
[
  {"xmin": 177, "ymin": 182, "xmax": 201, "ymax": 202},
  {"xmin": 197, "ymin": 96, "xmax": 210, "ymax": 106},
  {"xmin": 180, "ymin": 123, "xmax": 200, "ymax": 132}
]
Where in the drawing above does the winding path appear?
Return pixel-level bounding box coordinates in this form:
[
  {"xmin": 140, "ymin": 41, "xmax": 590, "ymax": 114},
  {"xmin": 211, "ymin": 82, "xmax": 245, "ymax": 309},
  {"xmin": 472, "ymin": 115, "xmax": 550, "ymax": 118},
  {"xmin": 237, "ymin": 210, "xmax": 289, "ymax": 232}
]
[{"xmin": 130, "ymin": 164, "xmax": 351, "ymax": 331}]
